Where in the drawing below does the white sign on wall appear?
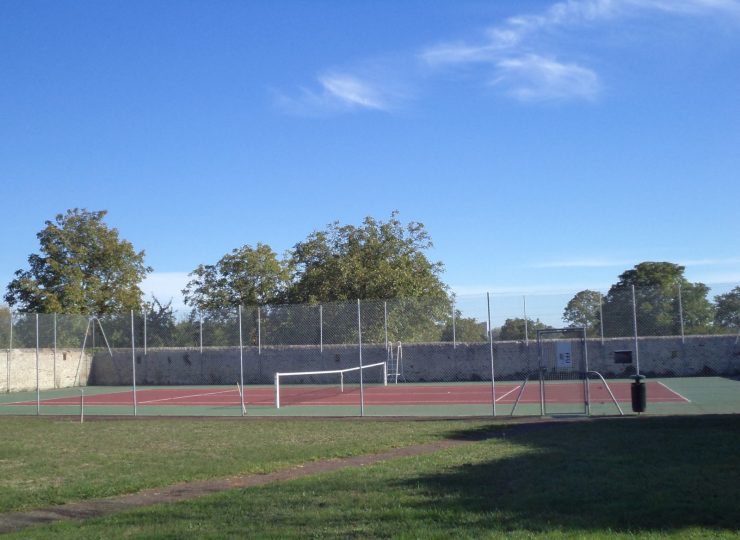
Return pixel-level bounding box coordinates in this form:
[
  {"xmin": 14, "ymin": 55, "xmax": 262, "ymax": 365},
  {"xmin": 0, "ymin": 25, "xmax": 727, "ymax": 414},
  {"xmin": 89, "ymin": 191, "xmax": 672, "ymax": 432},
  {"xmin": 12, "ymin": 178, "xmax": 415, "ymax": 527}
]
[{"xmin": 556, "ymin": 342, "xmax": 573, "ymax": 370}]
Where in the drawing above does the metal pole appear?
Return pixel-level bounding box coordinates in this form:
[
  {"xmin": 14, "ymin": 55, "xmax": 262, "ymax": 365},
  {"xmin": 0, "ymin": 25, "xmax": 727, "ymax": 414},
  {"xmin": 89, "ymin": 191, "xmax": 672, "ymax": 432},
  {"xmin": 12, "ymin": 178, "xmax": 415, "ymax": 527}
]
[
  {"xmin": 384, "ymin": 301, "xmax": 388, "ymax": 356},
  {"xmin": 257, "ymin": 307, "xmax": 261, "ymax": 355},
  {"xmin": 53, "ymin": 313, "xmax": 57, "ymax": 389},
  {"xmin": 7, "ymin": 312, "xmax": 12, "ymax": 393},
  {"xmin": 599, "ymin": 293, "xmax": 604, "ymax": 345},
  {"xmin": 239, "ymin": 306, "xmax": 245, "ymax": 416},
  {"xmin": 632, "ymin": 285, "xmax": 640, "ymax": 375},
  {"xmin": 320, "ymin": 304, "xmax": 323, "ymax": 354},
  {"xmin": 487, "ymin": 293, "xmax": 496, "ymax": 417},
  {"xmin": 143, "ymin": 308, "xmax": 147, "ymax": 355},
  {"xmin": 358, "ymin": 299, "xmax": 364, "ymax": 417},
  {"xmin": 36, "ymin": 314, "xmax": 40, "ymax": 415},
  {"xmin": 131, "ymin": 310, "xmax": 137, "ymax": 416},
  {"xmin": 678, "ymin": 283, "xmax": 685, "ymax": 344},
  {"xmin": 452, "ymin": 300, "xmax": 456, "ymax": 348},
  {"xmin": 199, "ymin": 311, "xmax": 203, "ymax": 354},
  {"xmin": 523, "ymin": 295, "xmax": 529, "ymax": 345}
]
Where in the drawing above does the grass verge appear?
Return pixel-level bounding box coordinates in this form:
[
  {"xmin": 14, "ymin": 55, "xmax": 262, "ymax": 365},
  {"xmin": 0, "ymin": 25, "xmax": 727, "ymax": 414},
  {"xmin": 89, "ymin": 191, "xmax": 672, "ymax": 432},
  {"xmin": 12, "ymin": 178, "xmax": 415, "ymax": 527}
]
[
  {"xmin": 6, "ymin": 415, "xmax": 740, "ymax": 539},
  {"xmin": 0, "ymin": 416, "xmax": 490, "ymax": 513}
]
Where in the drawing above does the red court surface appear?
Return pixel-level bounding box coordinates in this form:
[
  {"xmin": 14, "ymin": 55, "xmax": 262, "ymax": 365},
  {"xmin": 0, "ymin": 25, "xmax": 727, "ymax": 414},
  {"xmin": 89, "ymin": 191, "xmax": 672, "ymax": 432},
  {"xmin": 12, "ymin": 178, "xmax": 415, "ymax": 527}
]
[{"xmin": 11, "ymin": 381, "xmax": 689, "ymax": 408}]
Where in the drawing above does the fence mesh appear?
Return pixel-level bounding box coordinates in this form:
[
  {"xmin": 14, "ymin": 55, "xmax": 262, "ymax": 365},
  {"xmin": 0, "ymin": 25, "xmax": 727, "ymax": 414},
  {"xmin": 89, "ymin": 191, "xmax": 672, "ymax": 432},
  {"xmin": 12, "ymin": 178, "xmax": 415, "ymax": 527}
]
[{"xmin": 0, "ymin": 282, "xmax": 738, "ymax": 417}]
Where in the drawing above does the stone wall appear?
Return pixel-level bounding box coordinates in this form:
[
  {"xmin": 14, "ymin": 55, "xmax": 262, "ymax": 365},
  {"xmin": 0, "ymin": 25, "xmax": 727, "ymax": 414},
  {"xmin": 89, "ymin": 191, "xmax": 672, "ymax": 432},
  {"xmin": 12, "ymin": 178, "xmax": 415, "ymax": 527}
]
[
  {"xmin": 88, "ymin": 335, "xmax": 740, "ymax": 386},
  {"xmin": 2, "ymin": 349, "xmax": 92, "ymax": 392}
]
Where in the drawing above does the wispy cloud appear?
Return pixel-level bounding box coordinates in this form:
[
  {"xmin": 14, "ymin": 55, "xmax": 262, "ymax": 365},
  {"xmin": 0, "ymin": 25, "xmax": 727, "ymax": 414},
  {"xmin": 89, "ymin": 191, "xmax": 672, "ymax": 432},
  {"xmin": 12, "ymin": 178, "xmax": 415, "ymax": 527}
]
[
  {"xmin": 421, "ymin": 0, "xmax": 740, "ymax": 102},
  {"xmin": 278, "ymin": 0, "xmax": 740, "ymax": 113}
]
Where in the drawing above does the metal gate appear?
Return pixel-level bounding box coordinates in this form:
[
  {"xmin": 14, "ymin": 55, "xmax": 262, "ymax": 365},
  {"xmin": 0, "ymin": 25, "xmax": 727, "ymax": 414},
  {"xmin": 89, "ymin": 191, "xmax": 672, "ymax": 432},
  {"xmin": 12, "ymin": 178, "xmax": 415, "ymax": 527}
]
[{"xmin": 537, "ymin": 328, "xmax": 589, "ymax": 415}]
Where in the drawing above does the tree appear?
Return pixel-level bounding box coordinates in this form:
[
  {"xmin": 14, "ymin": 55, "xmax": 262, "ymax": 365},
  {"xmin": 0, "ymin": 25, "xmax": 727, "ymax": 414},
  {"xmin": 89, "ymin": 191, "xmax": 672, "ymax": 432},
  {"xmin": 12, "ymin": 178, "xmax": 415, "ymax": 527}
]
[
  {"xmin": 287, "ymin": 212, "xmax": 449, "ymax": 303},
  {"xmin": 496, "ymin": 317, "xmax": 551, "ymax": 341},
  {"xmin": 182, "ymin": 243, "xmax": 290, "ymax": 311},
  {"xmin": 714, "ymin": 287, "xmax": 740, "ymax": 329},
  {"xmin": 287, "ymin": 213, "xmax": 451, "ymax": 343},
  {"xmin": 4, "ymin": 209, "xmax": 151, "ymax": 315},
  {"xmin": 562, "ymin": 290, "xmax": 602, "ymax": 336},
  {"xmin": 601, "ymin": 262, "xmax": 713, "ymax": 337},
  {"xmin": 441, "ymin": 313, "xmax": 487, "ymax": 342}
]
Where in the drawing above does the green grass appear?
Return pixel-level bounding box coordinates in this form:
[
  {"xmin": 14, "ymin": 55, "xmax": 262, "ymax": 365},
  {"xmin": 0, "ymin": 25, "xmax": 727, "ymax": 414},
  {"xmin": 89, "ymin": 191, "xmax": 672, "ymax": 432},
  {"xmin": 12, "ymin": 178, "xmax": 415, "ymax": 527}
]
[
  {"xmin": 0, "ymin": 416, "xmax": 490, "ymax": 513},
  {"xmin": 5, "ymin": 415, "xmax": 740, "ymax": 539}
]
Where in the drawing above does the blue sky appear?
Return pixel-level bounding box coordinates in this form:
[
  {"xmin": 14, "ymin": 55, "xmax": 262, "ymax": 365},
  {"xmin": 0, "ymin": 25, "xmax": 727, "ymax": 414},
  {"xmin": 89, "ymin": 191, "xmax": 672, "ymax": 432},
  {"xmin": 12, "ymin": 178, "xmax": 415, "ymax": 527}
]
[{"xmin": 1, "ymin": 0, "xmax": 739, "ymax": 319}]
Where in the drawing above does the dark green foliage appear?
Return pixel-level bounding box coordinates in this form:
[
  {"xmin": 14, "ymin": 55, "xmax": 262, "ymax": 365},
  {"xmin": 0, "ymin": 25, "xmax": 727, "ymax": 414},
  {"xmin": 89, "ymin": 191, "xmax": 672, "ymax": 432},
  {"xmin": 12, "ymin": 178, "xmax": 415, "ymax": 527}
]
[{"xmin": 4, "ymin": 209, "xmax": 151, "ymax": 315}]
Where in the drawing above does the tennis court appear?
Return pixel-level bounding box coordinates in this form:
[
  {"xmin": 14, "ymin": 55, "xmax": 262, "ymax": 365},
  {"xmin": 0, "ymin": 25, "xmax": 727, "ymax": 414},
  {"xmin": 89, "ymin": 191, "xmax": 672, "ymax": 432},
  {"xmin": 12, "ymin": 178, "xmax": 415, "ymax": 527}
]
[{"xmin": 2, "ymin": 376, "xmax": 736, "ymax": 417}]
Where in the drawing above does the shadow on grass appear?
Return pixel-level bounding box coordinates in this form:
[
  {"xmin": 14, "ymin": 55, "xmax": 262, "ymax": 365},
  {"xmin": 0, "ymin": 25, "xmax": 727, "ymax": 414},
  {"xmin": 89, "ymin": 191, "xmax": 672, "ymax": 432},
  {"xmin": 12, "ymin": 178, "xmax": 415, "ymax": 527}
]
[{"xmin": 405, "ymin": 415, "xmax": 740, "ymax": 534}]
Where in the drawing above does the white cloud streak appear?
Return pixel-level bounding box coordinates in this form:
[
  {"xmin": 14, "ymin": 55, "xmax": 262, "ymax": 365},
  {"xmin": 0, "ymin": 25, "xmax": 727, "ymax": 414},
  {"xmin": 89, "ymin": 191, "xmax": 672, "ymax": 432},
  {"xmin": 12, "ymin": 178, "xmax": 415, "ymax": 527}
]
[{"xmin": 421, "ymin": 0, "xmax": 740, "ymax": 102}]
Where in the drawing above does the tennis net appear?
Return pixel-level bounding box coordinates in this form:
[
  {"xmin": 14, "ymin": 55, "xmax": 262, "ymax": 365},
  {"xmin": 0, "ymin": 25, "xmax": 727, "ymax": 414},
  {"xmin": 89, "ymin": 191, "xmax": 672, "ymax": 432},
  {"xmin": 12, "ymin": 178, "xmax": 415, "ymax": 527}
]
[{"xmin": 274, "ymin": 362, "xmax": 387, "ymax": 408}]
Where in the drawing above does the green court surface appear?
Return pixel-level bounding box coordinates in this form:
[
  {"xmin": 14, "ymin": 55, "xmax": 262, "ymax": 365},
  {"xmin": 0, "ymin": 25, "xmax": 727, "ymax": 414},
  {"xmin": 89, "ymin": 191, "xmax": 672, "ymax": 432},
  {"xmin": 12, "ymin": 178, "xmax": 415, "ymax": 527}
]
[{"xmin": 0, "ymin": 377, "xmax": 738, "ymax": 417}]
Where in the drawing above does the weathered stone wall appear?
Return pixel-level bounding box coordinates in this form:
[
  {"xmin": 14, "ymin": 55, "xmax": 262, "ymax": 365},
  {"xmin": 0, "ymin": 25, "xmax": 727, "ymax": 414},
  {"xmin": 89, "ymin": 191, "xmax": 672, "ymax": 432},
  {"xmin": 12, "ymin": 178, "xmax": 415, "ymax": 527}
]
[
  {"xmin": 89, "ymin": 335, "xmax": 739, "ymax": 385},
  {"xmin": 2, "ymin": 349, "xmax": 92, "ymax": 392}
]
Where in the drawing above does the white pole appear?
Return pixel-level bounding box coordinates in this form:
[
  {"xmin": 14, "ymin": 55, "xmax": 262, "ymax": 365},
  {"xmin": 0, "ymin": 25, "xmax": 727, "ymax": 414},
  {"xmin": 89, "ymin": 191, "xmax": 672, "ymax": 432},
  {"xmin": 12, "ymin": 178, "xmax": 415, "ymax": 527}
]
[
  {"xmin": 678, "ymin": 284, "xmax": 685, "ymax": 343},
  {"xmin": 7, "ymin": 312, "xmax": 12, "ymax": 393},
  {"xmin": 275, "ymin": 372, "xmax": 280, "ymax": 409},
  {"xmin": 257, "ymin": 307, "xmax": 261, "ymax": 355},
  {"xmin": 239, "ymin": 306, "xmax": 245, "ymax": 416},
  {"xmin": 53, "ymin": 313, "xmax": 57, "ymax": 389},
  {"xmin": 488, "ymin": 293, "xmax": 496, "ymax": 416},
  {"xmin": 358, "ymin": 299, "xmax": 364, "ymax": 417},
  {"xmin": 131, "ymin": 310, "xmax": 137, "ymax": 416},
  {"xmin": 36, "ymin": 314, "xmax": 40, "ymax": 415},
  {"xmin": 523, "ymin": 295, "xmax": 528, "ymax": 345},
  {"xmin": 319, "ymin": 304, "xmax": 323, "ymax": 354},
  {"xmin": 452, "ymin": 299, "xmax": 456, "ymax": 348},
  {"xmin": 143, "ymin": 309, "xmax": 147, "ymax": 355},
  {"xmin": 599, "ymin": 293, "xmax": 604, "ymax": 345},
  {"xmin": 199, "ymin": 311, "xmax": 203, "ymax": 354}
]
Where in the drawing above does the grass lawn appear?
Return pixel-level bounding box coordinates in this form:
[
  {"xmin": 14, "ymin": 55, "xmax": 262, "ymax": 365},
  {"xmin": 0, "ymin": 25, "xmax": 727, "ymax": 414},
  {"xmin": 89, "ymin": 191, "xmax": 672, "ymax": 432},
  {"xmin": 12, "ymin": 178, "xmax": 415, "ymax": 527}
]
[
  {"xmin": 0, "ymin": 416, "xmax": 490, "ymax": 513},
  {"xmin": 4, "ymin": 415, "xmax": 739, "ymax": 539}
]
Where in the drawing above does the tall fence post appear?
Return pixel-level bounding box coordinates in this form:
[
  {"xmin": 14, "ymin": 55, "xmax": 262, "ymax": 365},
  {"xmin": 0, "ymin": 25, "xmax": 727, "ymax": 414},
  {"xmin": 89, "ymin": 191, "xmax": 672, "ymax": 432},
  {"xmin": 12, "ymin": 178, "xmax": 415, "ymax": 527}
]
[
  {"xmin": 6, "ymin": 312, "xmax": 11, "ymax": 393},
  {"xmin": 384, "ymin": 301, "xmax": 388, "ymax": 357},
  {"xmin": 599, "ymin": 293, "xmax": 604, "ymax": 345},
  {"xmin": 678, "ymin": 284, "xmax": 685, "ymax": 344},
  {"xmin": 451, "ymin": 299, "xmax": 456, "ymax": 348},
  {"xmin": 53, "ymin": 313, "xmax": 57, "ymax": 389},
  {"xmin": 487, "ymin": 292, "xmax": 496, "ymax": 417},
  {"xmin": 257, "ymin": 307, "xmax": 261, "ymax": 355},
  {"xmin": 143, "ymin": 308, "xmax": 148, "ymax": 355},
  {"xmin": 35, "ymin": 314, "xmax": 40, "ymax": 415},
  {"xmin": 523, "ymin": 295, "xmax": 529, "ymax": 345},
  {"xmin": 632, "ymin": 285, "xmax": 640, "ymax": 375},
  {"xmin": 358, "ymin": 299, "xmax": 364, "ymax": 417},
  {"xmin": 239, "ymin": 305, "xmax": 245, "ymax": 416},
  {"xmin": 131, "ymin": 310, "xmax": 137, "ymax": 416},
  {"xmin": 319, "ymin": 304, "xmax": 323, "ymax": 354},
  {"xmin": 199, "ymin": 311, "xmax": 203, "ymax": 354}
]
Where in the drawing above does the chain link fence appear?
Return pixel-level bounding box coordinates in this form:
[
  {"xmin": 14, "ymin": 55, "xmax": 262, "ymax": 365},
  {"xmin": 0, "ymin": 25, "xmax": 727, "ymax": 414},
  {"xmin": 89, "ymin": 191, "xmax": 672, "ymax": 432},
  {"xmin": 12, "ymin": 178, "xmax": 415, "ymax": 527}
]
[{"xmin": 0, "ymin": 282, "xmax": 738, "ymax": 417}]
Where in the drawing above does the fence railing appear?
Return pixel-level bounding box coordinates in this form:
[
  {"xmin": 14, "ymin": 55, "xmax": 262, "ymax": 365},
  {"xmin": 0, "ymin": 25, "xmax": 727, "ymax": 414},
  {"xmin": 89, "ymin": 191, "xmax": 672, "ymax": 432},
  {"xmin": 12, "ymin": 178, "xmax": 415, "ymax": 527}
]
[{"xmin": 1, "ymin": 283, "xmax": 738, "ymax": 417}]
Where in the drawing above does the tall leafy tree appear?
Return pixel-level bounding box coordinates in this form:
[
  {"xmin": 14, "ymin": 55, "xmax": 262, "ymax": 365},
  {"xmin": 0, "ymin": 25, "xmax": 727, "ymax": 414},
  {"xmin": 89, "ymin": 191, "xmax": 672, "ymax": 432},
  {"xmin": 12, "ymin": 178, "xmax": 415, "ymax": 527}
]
[
  {"xmin": 714, "ymin": 286, "xmax": 740, "ymax": 329},
  {"xmin": 4, "ymin": 209, "xmax": 151, "ymax": 315},
  {"xmin": 562, "ymin": 290, "xmax": 602, "ymax": 336},
  {"xmin": 287, "ymin": 212, "xmax": 449, "ymax": 303},
  {"xmin": 496, "ymin": 317, "xmax": 551, "ymax": 341},
  {"xmin": 182, "ymin": 243, "xmax": 290, "ymax": 311},
  {"xmin": 601, "ymin": 262, "xmax": 713, "ymax": 336}
]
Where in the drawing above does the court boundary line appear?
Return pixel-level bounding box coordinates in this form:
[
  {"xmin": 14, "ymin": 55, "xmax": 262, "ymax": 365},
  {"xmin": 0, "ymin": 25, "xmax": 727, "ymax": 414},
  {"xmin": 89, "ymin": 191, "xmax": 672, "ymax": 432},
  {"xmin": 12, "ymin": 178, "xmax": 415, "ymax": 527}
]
[{"xmin": 656, "ymin": 381, "xmax": 691, "ymax": 403}]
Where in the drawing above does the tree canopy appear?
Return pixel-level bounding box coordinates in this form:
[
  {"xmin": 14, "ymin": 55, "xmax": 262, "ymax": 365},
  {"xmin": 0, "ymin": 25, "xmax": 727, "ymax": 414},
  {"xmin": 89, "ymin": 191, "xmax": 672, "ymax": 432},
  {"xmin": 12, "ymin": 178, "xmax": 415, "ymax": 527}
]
[
  {"xmin": 182, "ymin": 243, "xmax": 290, "ymax": 311},
  {"xmin": 496, "ymin": 317, "xmax": 551, "ymax": 341},
  {"xmin": 714, "ymin": 287, "xmax": 740, "ymax": 329},
  {"xmin": 563, "ymin": 262, "xmax": 715, "ymax": 337},
  {"xmin": 4, "ymin": 209, "xmax": 151, "ymax": 315},
  {"xmin": 562, "ymin": 289, "xmax": 602, "ymax": 336},
  {"xmin": 287, "ymin": 212, "xmax": 448, "ymax": 303}
]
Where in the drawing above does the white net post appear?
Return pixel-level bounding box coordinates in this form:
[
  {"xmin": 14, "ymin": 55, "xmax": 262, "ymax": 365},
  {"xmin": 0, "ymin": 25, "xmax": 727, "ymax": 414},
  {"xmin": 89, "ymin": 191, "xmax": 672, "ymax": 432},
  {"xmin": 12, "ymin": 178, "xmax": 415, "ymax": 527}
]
[{"xmin": 357, "ymin": 299, "xmax": 364, "ymax": 417}]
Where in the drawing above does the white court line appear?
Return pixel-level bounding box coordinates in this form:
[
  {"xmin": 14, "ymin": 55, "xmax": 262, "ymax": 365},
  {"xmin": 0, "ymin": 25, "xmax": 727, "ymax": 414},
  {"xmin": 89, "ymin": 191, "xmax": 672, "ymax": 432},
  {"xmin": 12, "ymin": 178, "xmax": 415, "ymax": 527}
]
[
  {"xmin": 656, "ymin": 381, "xmax": 691, "ymax": 403},
  {"xmin": 494, "ymin": 385, "xmax": 522, "ymax": 403},
  {"xmin": 139, "ymin": 388, "xmax": 237, "ymax": 405}
]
